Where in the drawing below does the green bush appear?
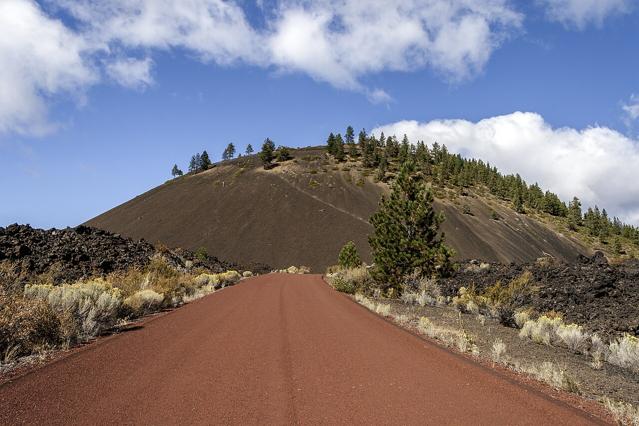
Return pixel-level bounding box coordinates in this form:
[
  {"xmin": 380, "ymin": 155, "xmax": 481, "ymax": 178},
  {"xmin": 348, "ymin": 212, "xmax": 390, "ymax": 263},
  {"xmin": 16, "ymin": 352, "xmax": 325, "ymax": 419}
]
[
  {"xmin": 338, "ymin": 241, "xmax": 361, "ymax": 269},
  {"xmin": 331, "ymin": 277, "xmax": 356, "ymax": 294}
]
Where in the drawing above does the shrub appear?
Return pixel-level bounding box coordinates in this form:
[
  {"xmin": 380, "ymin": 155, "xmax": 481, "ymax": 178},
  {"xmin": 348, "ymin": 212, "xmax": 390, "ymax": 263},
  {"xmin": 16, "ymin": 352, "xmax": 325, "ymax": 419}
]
[
  {"xmin": 338, "ymin": 241, "xmax": 361, "ymax": 269},
  {"xmin": 326, "ymin": 266, "xmax": 373, "ymax": 294},
  {"xmin": 194, "ymin": 247, "xmax": 208, "ymax": 261},
  {"xmin": 124, "ymin": 290, "xmax": 164, "ymax": 315},
  {"xmin": 24, "ymin": 279, "xmax": 122, "ymax": 341},
  {"xmin": 608, "ymin": 334, "xmax": 639, "ymax": 373},
  {"xmin": 603, "ymin": 398, "xmax": 639, "ymax": 426},
  {"xmin": 523, "ymin": 361, "xmax": 580, "ymax": 393},
  {"xmin": 514, "ymin": 310, "xmax": 531, "ymax": 328},
  {"xmin": 416, "ymin": 316, "xmax": 476, "ymax": 353},
  {"xmin": 491, "ymin": 339, "xmax": 507, "ymax": 363},
  {"xmin": 276, "ymin": 146, "xmax": 292, "ymax": 162},
  {"xmin": 0, "ymin": 292, "xmax": 62, "ymax": 360},
  {"xmin": 519, "ymin": 314, "xmax": 563, "ymax": 346},
  {"xmin": 556, "ymin": 323, "xmax": 588, "ymax": 353},
  {"xmin": 331, "ymin": 277, "xmax": 356, "ymax": 294}
]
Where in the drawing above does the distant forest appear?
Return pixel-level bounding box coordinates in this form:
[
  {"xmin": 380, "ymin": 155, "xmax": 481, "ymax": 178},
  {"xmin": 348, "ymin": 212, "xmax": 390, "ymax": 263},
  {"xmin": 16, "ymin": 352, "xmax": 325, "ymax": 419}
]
[{"xmin": 325, "ymin": 126, "xmax": 639, "ymax": 249}]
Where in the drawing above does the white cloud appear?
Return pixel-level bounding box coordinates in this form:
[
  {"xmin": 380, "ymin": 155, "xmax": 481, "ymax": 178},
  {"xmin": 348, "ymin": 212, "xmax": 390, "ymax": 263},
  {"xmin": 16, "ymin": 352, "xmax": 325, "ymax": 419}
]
[
  {"xmin": 106, "ymin": 57, "xmax": 154, "ymax": 90},
  {"xmin": 372, "ymin": 112, "xmax": 639, "ymax": 224},
  {"xmin": 538, "ymin": 0, "xmax": 631, "ymax": 29},
  {"xmin": 0, "ymin": 0, "xmax": 524, "ymax": 136},
  {"xmin": 622, "ymin": 94, "xmax": 639, "ymax": 125},
  {"xmin": 267, "ymin": 0, "xmax": 522, "ymax": 89},
  {"xmin": 0, "ymin": 0, "xmax": 96, "ymax": 136}
]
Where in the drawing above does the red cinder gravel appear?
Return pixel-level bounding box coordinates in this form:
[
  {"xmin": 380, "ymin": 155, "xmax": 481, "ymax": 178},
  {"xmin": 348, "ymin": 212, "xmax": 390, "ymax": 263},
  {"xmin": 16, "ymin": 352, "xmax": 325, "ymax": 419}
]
[{"xmin": 0, "ymin": 274, "xmax": 606, "ymax": 425}]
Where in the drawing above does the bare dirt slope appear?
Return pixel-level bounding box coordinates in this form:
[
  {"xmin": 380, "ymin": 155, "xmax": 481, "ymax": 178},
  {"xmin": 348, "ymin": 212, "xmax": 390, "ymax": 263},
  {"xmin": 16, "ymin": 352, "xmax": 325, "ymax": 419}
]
[
  {"xmin": 0, "ymin": 274, "xmax": 604, "ymax": 425},
  {"xmin": 86, "ymin": 148, "xmax": 587, "ymax": 271}
]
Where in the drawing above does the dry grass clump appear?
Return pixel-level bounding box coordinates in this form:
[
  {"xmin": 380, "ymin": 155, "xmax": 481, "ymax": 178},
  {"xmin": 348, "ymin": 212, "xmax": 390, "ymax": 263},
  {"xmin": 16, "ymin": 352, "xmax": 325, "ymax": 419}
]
[
  {"xmin": 518, "ymin": 313, "xmax": 639, "ymax": 373},
  {"xmin": 416, "ymin": 316, "xmax": 477, "ymax": 354},
  {"xmin": 123, "ymin": 289, "xmax": 164, "ymax": 315},
  {"xmin": 608, "ymin": 334, "xmax": 639, "ymax": 373},
  {"xmin": 491, "ymin": 339, "xmax": 507, "ymax": 363},
  {"xmin": 326, "ymin": 266, "xmax": 373, "ymax": 294},
  {"xmin": 0, "ymin": 291, "xmax": 62, "ymax": 362},
  {"xmin": 354, "ymin": 293, "xmax": 391, "ymax": 316},
  {"xmin": 453, "ymin": 272, "xmax": 535, "ymax": 326},
  {"xmin": 2, "ymin": 256, "xmax": 245, "ymax": 364},
  {"xmin": 400, "ymin": 277, "xmax": 445, "ymax": 307},
  {"xmin": 555, "ymin": 323, "xmax": 589, "ymax": 353},
  {"xmin": 603, "ymin": 398, "xmax": 639, "ymax": 426},
  {"xmin": 518, "ymin": 361, "xmax": 580, "ymax": 394},
  {"xmin": 519, "ymin": 314, "xmax": 563, "ymax": 346},
  {"xmin": 24, "ymin": 279, "xmax": 122, "ymax": 341}
]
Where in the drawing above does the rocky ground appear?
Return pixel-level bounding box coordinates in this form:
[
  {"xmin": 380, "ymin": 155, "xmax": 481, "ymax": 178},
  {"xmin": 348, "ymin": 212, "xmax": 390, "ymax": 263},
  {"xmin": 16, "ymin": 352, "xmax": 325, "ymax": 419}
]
[
  {"xmin": 440, "ymin": 252, "xmax": 639, "ymax": 339},
  {"xmin": 0, "ymin": 224, "xmax": 270, "ymax": 288}
]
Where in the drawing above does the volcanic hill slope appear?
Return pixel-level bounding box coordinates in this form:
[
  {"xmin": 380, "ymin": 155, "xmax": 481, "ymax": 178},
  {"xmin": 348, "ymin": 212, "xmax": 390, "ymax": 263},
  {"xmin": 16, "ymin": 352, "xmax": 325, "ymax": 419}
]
[{"xmin": 86, "ymin": 147, "xmax": 588, "ymax": 271}]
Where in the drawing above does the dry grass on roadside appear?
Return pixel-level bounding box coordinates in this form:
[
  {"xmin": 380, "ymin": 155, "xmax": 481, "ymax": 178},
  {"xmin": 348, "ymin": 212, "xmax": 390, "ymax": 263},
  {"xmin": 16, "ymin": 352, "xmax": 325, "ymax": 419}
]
[
  {"xmin": 603, "ymin": 398, "xmax": 639, "ymax": 426},
  {"xmin": 1, "ymin": 257, "xmax": 248, "ymax": 366}
]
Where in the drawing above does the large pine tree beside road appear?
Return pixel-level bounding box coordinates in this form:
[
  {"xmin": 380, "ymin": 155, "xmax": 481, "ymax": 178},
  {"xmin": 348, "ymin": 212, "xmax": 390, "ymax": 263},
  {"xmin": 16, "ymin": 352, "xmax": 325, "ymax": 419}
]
[{"xmin": 369, "ymin": 161, "xmax": 452, "ymax": 293}]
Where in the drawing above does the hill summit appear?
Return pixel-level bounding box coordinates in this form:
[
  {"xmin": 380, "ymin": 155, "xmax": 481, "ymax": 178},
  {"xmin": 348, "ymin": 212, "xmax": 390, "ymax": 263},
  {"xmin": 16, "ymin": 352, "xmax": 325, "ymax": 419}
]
[{"xmin": 86, "ymin": 145, "xmax": 590, "ymax": 271}]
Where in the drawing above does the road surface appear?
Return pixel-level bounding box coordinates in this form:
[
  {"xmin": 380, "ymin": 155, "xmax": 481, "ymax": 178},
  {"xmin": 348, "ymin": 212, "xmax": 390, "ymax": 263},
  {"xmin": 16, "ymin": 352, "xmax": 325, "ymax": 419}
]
[{"xmin": 0, "ymin": 274, "xmax": 604, "ymax": 425}]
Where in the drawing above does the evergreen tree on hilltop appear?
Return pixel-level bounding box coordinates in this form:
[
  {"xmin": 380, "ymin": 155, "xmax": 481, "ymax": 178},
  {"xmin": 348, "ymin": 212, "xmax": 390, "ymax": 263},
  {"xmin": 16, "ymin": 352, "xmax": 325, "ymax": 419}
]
[
  {"xmin": 259, "ymin": 138, "xmax": 276, "ymax": 169},
  {"xmin": 338, "ymin": 241, "xmax": 361, "ymax": 269},
  {"xmin": 334, "ymin": 133, "xmax": 346, "ymax": 162},
  {"xmin": 189, "ymin": 153, "xmax": 202, "ymax": 173},
  {"xmin": 376, "ymin": 155, "xmax": 388, "ymax": 182},
  {"xmin": 568, "ymin": 197, "xmax": 582, "ymax": 230},
  {"xmin": 200, "ymin": 150, "xmax": 212, "ymax": 169},
  {"xmin": 369, "ymin": 161, "xmax": 453, "ymax": 293},
  {"xmin": 245, "ymin": 144, "xmax": 254, "ymax": 155},
  {"xmin": 345, "ymin": 126, "xmax": 357, "ymax": 157},
  {"xmin": 398, "ymin": 134, "xmax": 410, "ymax": 163},
  {"xmin": 222, "ymin": 143, "xmax": 235, "ymax": 161},
  {"xmin": 326, "ymin": 132, "xmax": 336, "ymax": 156},
  {"xmin": 171, "ymin": 164, "xmax": 183, "ymax": 178}
]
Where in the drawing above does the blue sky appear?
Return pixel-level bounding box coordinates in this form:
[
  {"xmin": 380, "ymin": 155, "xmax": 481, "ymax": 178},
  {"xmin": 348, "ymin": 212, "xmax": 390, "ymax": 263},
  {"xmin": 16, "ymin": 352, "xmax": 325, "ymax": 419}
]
[{"xmin": 1, "ymin": 0, "xmax": 639, "ymax": 228}]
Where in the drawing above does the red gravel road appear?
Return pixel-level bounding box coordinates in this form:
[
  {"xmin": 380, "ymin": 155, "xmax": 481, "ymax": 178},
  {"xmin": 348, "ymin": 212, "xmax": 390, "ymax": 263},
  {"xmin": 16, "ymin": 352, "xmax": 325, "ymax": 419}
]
[{"xmin": 1, "ymin": 274, "xmax": 605, "ymax": 425}]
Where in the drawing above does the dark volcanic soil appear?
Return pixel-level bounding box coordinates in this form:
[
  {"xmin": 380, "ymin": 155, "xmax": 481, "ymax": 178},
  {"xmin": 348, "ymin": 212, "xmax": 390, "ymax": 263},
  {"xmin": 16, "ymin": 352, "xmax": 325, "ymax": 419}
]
[
  {"xmin": 86, "ymin": 147, "xmax": 588, "ymax": 272},
  {"xmin": 440, "ymin": 253, "xmax": 639, "ymax": 339},
  {"xmin": 0, "ymin": 224, "xmax": 268, "ymax": 287}
]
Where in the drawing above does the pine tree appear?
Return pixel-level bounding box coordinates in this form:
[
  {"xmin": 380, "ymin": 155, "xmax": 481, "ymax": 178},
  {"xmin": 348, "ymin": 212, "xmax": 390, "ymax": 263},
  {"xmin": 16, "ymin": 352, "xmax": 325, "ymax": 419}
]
[
  {"xmin": 326, "ymin": 132, "xmax": 336, "ymax": 156},
  {"xmin": 259, "ymin": 138, "xmax": 276, "ymax": 168},
  {"xmin": 189, "ymin": 153, "xmax": 202, "ymax": 173},
  {"xmin": 376, "ymin": 155, "xmax": 388, "ymax": 182},
  {"xmin": 568, "ymin": 197, "xmax": 582, "ymax": 230},
  {"xmin": 369, "ymin": 161, "xmax": 453, "ymax": 293},
  {"xmin": 334, "ymin": 134, "xmax": 345, "ymax": 162},
  {"xmin": 512, "ymin": 188, "xmax": 525, "ymax": 213},
  {"xmin": 338, "ymin": 241, "xmax": 361, "ymax": 269},
  {"xmin": 345, "ymin": 126, "xmax": 357, "ymax": 157},
  {"xmin": 245, "ymin": 144, "xmax": 254, "ymax": 155},
  {"xmin": 171, "ymin": 164, "xmax": 183, "ymax": 178},
  {"xmin": 222, "ymin": 143, "xmax": 235, "ymax": 161},
  {"xmin": 276, "ymin": 146, "xmax": 292, "ymax": 162},
  {"xmin": 398, "ymin": 134, "xmax": 410, "ymax": 164},
  {"xmin": 200, "ymin": 150, "xmax": 212, "ymax": 169}
]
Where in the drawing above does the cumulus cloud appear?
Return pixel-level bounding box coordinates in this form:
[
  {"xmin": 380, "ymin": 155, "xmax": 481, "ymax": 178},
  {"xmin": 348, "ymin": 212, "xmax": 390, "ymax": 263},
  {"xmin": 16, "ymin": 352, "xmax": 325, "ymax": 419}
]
[
  {"xmin": 538, "ymin": 0, "xmax": 631, "ymax": 29},
  {"xmin": 106, "ymin": 57, "xmax": 154, "ymax": 90},
  {"xmin": 622, "ymin": 94, "xmax": 639, "ymax": 126},
  {"xmin": 0, "ymin": 0, "xmax": 523, "ymax": 136},
  {"xmin": 372, "ymin": 112, "xmax": 639, "ymax": 224},
  {"xmin": 0, "ymin": 0, "xmax": 96, "ymax": 136}
]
